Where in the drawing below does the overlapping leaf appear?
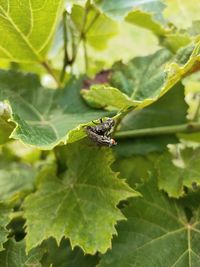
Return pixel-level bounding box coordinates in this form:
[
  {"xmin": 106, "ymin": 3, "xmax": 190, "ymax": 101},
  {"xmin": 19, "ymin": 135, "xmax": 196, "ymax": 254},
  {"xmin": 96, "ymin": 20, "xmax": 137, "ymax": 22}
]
[
  {"xmin": 125, "ymin": 9, "xmax": 168, "ymax": 37},
  {"xmin": 112, "ymin": 154, "xmax": 155, "ymax": 187},
  {"xmin": 164, "ymin": 0, "xmax": 200, "ymax": 29},
  {"xmin": 0, "ymin": 239, "xmax": 44, "ymax": 267},
  {"xmin": 125, "ymin": 10, "xmax": 191, "ymax": 52},
  {"xmin": 99, "ymin": 179, "xmax": 200, "ymax": 267},
  {"xmin": 0, "ymin": 0, "xmax": 63, "ymax": 62},
  {"xmin": 42, "ymin": 238, "xmax": 99, "ymax": 267},
  {"xmin": 24, "ymin": 141, "xmax": 139, "ymax": 254},
  {"xmin": 0, "ymin": 204, "xmax": 12, "ymax": 251},
  {"xmin": 71, "ymin": 4, "xmax": 118, "ymax": 50},
  {"xmin": 0, "ymin": 162, "xmax": 36, "ymax": 203},
  {"xmin": 114, "ymin": 82, "xmax": 187, "ymax": 156},
  {"xmin": 82, "ymin": 43, "xmax": 200, "ymax": 110},
  {"xmin": 157, "ymin": 148, "xmax": 200, "ymax": 198},
  {"xmin": 0, "ymin": 102, "xmax": 14, "ymax": 144},
  {"xmin": 95, "ymin": 0, "xmax": 166, "ymax": 22},
  {"xmin": 0, "ymin": 70, "xmax": 110, "ymax": 149}
]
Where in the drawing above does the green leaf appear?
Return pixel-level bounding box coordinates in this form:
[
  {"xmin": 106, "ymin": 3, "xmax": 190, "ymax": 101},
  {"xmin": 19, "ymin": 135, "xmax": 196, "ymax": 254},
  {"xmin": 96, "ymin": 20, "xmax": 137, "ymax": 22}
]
[
  {"xmin": 42, "ymin": 238, "xmax": 99, "ymax": 267},
  {"xmin": 0, "ymin": 0, "xmax": 63, "ymax": 62},
  {"xmin": 71, "ymin": 4, "xmax": 118, "ymax": 50},
  {"xmin": 0, "ymin": 101, "xmax": 14, "ymax": 144},
  {"xmin": 125, "ymin": 9, "xmax": 168, "ymax": 37},
  {"xmin": 112, "ymin": 154, "xmax": 155, "ymax": 187},
  {"xmin": 118, "ymin": 82, "xmax": 187, "ymax": 130},
  {"xmin": 99, "ymin": 178, "xmax": 200, "ymax": 267},
  {"xmin": 0, "ymin": 70, "xmax": 110, "ymax": 149},
  {"xmin": 0, "ymin": 239, "xmax": 44, "ymax": 267},
  {"xmin": 0, "ymin": 204, "xmax": 11, "ymax": 251},
  {"xmin": 164, "ymin": 0, "xmax": 200, "ymax": 29},
  {"xmin": 114, "ymin": 82, "xmax": 187, "ymax": 156},
  {"xmin": 114, "ymin": 136, "xmax": 178, "ymax": 157},
  {"xmin": 162, "ymin": 33, "xmax": 191, "ymax": 53},
  {"xmin": 125, "ymin": 9, "xmax": 192, "ymax": 53},
  {"xmin": 95, "ymin": 0, "xmax": 166, "ymax": 22},
  {"xmin": 0, "ymin": 162, "xmax": 36, "ymax": 203},
  {"xmin": 157, "ymin": 147, "xmax": 200, "ymax": 198},
  {"xmin": 82, "ymin": 85, "xmax": 136, "ymax": 110},
  {"xmin": 83, "ymin": 44, "xmax": 200, "ymax": 110},
  {"xmin": 24, "ymin": 141, "xmax": 139, "ymax": 254}
]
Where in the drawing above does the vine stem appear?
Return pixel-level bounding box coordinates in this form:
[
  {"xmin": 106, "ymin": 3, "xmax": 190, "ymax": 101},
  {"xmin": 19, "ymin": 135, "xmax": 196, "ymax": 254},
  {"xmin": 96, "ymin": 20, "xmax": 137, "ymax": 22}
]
[
  {"xmin": 60, "ymin": 10, "xmax": 71, "ymax": 83},
  {"xmin": 114, "ymin": 122, "xmax": 200, "ymax": 139}
]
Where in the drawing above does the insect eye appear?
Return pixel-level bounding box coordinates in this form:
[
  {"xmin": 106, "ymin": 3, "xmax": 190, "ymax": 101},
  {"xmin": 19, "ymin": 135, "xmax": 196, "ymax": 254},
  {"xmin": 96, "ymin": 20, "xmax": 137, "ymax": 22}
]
[{"xmin": 111, "ymin": 139, "xmax": 117, "ymax": 145}]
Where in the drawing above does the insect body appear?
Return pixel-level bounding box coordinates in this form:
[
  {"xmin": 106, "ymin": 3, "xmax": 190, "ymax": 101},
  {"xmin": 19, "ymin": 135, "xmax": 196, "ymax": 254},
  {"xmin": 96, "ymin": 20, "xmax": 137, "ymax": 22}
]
[
  {"xmin": 90, "ymin": 118, "xmax": 115, "ymax": 136},
  {"xmin": 85, "ymin": 118, "xmax": 117, "ymax": 147}
]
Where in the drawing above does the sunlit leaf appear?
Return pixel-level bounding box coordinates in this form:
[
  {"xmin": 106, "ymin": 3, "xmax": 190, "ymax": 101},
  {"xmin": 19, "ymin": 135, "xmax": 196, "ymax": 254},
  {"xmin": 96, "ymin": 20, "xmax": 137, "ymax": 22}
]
[
  {"xmin": 0, "ymin": 0, "xmax": 63, "ymax": 62},
  {"xmin": 71, "ymin": 4, "xmax": 118, "ymax": 50},
  {"xmin": 0, "ymin": 101, "xmax": 14, "ymax": 144},
  {"xmin": 95, "ymin": 0, "xmax": 166, "ymax": 22}
]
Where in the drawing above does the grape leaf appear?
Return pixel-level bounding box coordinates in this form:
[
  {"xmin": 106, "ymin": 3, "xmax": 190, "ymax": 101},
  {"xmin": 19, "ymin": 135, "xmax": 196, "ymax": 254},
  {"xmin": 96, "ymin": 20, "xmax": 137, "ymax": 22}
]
[
  {"xmin": 125, "ymin": 10, "xmax": 191, "ymax": 52},
  {"xmin": 118, "ymin": 82, "xmax": 187, "ymax": 130},
  {"xmin": 0, "ymin": 0, "xmax": 63, "ymax": 62},
  {"xmin": 164, "ymin": 0, "xmax": 200, "ymax": 29},
  {"xmin": 0, "ymin": 204, "xmax": 11, "ymax": 251},
  {"xmin": 95, "ymin": 0, "xmax": 166, "ymax": 22},
  {"xmin": 71, "ymin": 4, "xmax": 118, "ymax": 50},
  {"xmin": 157, "ymin": 148, "xmax": 200, "ymax": 198},
  {"xmin": 162, "ymin": 33, "xmax": 191, "ymax": 53},
  {"xmin": 82, "ymin": 43, "xmax": 200, "ymax": 110},
  {"xmin": 0, "ymin": 162, "xmax": 36, "ymax": 203},
  {"xmin": 125, "ymin": 9, "xmax": 168, "ymax": 37},
  {"xmin": 114, "ymin": 82, "xmax": 187, "ymax": 156},
  {"xmin": 112, "ymin": 154, "xmax": 155, "ymax": 187},
  {"xmin": 0, "ymin": 70, "xmax": 110, "ymax": 149},
  {"xmin": 99, "ymin": 178, "xmax": 200, "ymax": 267},
  {"xmin": 42, "ymin": 238, "xmax": 99, "ymax": 267},
  {"xmin": 0, "ymin": 239, "xmax": 44, "ymax": 267},
  {"xmin": 24, "ymin": 141, "xmax": 139, "ymax": 254}
]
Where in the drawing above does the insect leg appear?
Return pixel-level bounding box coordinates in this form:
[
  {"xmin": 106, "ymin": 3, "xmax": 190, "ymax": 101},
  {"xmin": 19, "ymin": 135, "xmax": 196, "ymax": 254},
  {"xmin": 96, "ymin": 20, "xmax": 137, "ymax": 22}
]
[{"xmin": 92, "ymin": 120, "xmax": 99, "ymax": 125}]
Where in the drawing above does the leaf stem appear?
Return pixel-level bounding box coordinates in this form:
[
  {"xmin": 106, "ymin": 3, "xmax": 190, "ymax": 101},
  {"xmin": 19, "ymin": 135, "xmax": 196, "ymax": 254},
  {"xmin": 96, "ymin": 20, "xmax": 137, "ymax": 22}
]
[{"xmin": 114, "ymin": 122, "xmax": 200, "ymax": 139}]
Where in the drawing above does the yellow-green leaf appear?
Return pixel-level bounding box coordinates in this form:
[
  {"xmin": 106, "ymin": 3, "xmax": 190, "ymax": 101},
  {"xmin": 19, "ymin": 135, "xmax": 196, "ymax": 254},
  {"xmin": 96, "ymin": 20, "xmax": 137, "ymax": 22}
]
[{"xmin": 0, "ymin": 0, "xmax": 63, "ymax": 62}]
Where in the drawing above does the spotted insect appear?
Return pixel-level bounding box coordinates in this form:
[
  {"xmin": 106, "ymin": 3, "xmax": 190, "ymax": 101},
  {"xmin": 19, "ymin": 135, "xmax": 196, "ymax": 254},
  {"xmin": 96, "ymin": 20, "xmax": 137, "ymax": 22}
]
[{"xmin": 85, "ymin": 118, "xmax": 117, "ymax": 147}]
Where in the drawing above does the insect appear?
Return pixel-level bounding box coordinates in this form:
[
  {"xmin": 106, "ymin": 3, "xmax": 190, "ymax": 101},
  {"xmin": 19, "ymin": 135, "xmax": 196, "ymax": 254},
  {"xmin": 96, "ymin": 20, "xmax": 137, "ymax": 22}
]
[{"xmin": 85, "ymin": 118, "xmax": 117, "ymax": 147}]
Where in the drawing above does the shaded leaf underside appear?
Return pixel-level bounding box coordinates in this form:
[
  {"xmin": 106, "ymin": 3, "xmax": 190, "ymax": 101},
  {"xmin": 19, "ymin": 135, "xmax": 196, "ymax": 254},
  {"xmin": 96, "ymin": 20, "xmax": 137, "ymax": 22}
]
[{"xmin": 83, "ymin": 43, "xmax": 200, "ymax": 110}]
